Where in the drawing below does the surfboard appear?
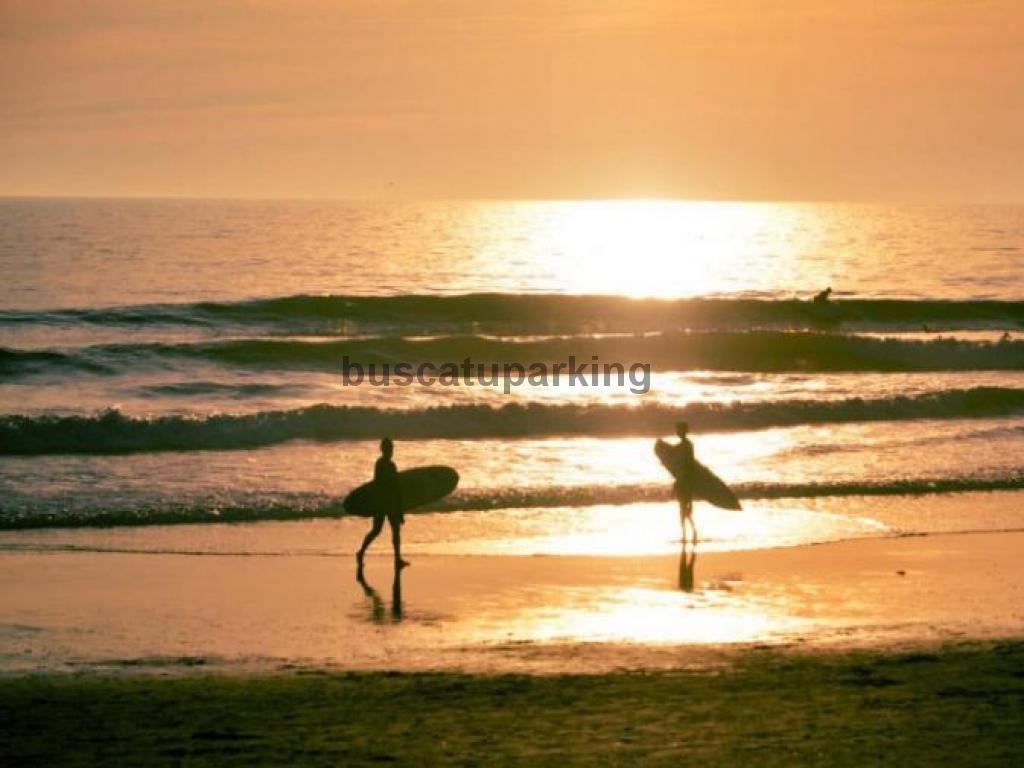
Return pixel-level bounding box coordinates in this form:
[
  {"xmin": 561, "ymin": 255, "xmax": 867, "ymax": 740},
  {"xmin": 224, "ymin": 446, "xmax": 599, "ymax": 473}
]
[
  {"xmin": 655, "ymin": 439, "xmax": 742, "ymax": 511},
  {"xmin": 343, "ymin": 465, "xmax": 459, "ymax": 517}
]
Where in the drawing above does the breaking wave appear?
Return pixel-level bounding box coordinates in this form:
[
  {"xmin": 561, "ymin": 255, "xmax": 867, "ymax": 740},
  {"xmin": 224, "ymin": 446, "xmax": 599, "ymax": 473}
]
[
  {"xmin": 2, "ymin": 294, "xmax": 1022, "ymax": 334},
  {"xmin": 2, "ymin": 331, "xmax": 1021, "ymax": 378},
  {"xmin": 1, "ymin": 475, "xmax": 1021, "ymax": 530},
  {"xmin": 2, "ymin": 387, "xmax": 1023, "ymax": 455}
]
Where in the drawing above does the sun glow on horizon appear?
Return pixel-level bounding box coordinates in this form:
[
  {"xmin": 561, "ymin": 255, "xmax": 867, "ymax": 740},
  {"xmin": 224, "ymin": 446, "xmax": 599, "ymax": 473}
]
[{"xmin": 500, "ymin": 200, "xmax": 808, "ymax": 299}]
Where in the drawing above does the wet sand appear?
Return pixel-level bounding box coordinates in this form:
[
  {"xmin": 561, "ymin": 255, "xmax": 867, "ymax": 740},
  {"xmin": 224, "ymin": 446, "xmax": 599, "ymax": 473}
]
[
  {"xmin": 2, "ymin": 531, "xmax": 1022, "ymax": 674},
  {"xmin": 3, "ymin": 531, "xmax": 1024, "ymax": 764}
]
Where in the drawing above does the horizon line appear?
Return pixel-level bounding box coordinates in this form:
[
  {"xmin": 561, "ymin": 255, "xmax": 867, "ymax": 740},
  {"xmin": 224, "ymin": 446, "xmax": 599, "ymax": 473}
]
[{"xmin": 2, "ymin": 193, "xmax": 1023, "ymax": 207}]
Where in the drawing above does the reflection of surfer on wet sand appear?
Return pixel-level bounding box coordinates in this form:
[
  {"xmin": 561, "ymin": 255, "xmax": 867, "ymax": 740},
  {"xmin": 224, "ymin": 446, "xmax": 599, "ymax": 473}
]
[
  {"xmin": 356, "ymin": 564, "xmax": 403, "ymax": 623},
  {"xmin": 678, "ymin": 542, "xmax": 696, "ymax": 592}
]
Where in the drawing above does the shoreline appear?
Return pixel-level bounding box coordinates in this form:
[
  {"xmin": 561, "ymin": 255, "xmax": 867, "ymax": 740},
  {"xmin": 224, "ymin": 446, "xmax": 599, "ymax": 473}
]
[{"xmin": 3, "ymin": 530, "xmax": 1023, "ymax": 676}]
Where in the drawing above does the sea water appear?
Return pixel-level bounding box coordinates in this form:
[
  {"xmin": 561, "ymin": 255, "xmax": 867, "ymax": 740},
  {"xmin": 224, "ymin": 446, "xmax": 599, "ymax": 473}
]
[{"xmin": 1, "ymin": 198, "xmax": 1022, "ymax": 555}]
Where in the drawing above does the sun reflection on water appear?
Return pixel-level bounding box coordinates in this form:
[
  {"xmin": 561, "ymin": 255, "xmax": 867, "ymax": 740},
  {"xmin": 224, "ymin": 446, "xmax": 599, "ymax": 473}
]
[
  {"xmin": 417, "ymin": 501, "xmax": 889, "ymax": 557},
  {"xmin": 508, "ymin": 585, "xmax": 810, "ymax": 645},
  {"xmin": 511, "ymin": 200, "xmax": 808, "ymax": 298}
]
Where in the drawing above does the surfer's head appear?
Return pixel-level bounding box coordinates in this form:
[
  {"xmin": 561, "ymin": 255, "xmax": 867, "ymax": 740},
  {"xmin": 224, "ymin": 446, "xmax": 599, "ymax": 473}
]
[
  {"xmin": 675, "ymin": 421, "xmax": 689, "ymax": 438},
  {"xmin": 380, "ymin": 437, "xmax": 394, "ymax": 457}
]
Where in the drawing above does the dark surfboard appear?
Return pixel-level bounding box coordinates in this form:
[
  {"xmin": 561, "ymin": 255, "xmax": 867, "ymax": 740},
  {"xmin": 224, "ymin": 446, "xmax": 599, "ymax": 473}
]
[
  {"xmin": 655, "ymin": 439, "xmax": 742, "ymax": 511},
  {"xmin": 343, "ymin": 465, "xmax": 459, "ymax": 517}
]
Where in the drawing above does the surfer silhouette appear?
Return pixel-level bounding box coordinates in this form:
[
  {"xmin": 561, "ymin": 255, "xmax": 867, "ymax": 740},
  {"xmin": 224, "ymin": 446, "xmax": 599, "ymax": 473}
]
[
  {"xmin": 655, "ymin": 423, "xmax": 741, "ymax": 543},
  {"xmin": 667, "ymin": 421, "xmax": 697, "ymax": 543},
  {"xmin": 807, "ymin": 286, "xmax": 843, "ymax": 325},
  {"xmin": 356, "ymin": 438, "xmax": 409, "ymax": 570}
]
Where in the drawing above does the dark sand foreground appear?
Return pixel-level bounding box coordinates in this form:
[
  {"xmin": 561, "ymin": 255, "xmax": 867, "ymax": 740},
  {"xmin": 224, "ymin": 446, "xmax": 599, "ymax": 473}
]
[{"xmin": 2, "ymin": 641, "xmax": 1023, "ymax": 766}]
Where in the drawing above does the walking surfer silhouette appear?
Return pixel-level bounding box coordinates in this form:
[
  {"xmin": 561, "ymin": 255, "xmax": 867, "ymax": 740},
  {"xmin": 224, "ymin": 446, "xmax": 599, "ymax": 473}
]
[{"xmin": 356, "ymin": 438, "xmax": 409, "ymax": 571}]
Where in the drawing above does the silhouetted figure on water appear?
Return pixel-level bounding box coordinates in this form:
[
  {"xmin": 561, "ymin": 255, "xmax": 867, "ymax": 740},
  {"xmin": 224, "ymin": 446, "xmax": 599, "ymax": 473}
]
[
  {"xmin": 357, "ymin": 438, "xmax": 409, "ymax": 570},
  {"xmin": 806, "ymin": 286, "xmax": 843, "ymax": 325}
]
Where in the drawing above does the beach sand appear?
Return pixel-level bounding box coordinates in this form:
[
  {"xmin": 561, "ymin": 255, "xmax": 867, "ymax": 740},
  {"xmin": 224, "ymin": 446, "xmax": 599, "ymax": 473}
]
[
  {"xmin": 2, "ymin": 528, "xmax": 1024, "ymax": 764},
  {"xmin": 2, "ymin": 641, "xmax": 1022, "ymax": 765}
]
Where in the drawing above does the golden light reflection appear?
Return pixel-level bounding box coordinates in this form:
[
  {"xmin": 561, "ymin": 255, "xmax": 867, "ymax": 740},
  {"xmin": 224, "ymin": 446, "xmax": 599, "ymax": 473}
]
[
  {"xmin": 541, "ymin": 200, "xmax": 786, "ymax": 298},
  {"xmin": 497, "ymin": 586, "xmax": 812, "ymax": 645},
  {"xmin": 417, "ymin": 502, "xmax": 888, "ymax": 557}
]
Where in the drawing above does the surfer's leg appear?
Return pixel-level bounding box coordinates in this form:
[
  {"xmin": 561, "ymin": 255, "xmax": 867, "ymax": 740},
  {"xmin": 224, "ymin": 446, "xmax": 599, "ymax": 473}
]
[
  {"xmin": 677, "ymin": 495, "xmax": 691, "ymax": 541},
  {"xmin": 389, "ymin": 512, "xmax": 409, "ymax": 569},
  {"xmin": 357, "ymin": 515, "xmax": 385, "ymax": 564},
  {"xmin": 681, "ymin": 497, "xmax": 696, "ymax": 544}
]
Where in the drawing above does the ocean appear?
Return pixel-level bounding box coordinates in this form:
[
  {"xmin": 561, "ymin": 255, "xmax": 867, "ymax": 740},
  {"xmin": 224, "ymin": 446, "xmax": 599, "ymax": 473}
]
[{"xmin": 1, "ymin": 198, "xmax": 1022, "ymax": 556}]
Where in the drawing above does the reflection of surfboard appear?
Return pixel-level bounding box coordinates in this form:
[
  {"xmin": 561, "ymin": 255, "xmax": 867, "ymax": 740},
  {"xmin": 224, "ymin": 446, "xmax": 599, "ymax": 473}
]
[
  {"xmin": 655, "ymin": 439, "xmax": 742, "ymax": 511},
  {"xmin": 343, "ymin": 466, "xmax": 459, "ymax": 517}
]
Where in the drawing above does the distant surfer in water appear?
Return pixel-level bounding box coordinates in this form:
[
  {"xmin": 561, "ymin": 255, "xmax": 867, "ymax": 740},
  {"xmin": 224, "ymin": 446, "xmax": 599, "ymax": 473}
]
[
  {"xmin": 807, "ymin": 285, "xmax": 842, "ymax": 325},
  {"xmin": 357, "ymin": 438, "xmax": 409, "ymax": 570},
  {"xmin": 667, "ymin": 421, "xmax": 697, "ymax": 543}
]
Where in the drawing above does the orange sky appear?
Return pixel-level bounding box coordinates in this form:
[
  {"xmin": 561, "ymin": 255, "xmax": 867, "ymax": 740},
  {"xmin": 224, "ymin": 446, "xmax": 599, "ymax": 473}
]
[{"xmin": 1, "ymin": 1, "xmax": 1021, "ymax": 201}]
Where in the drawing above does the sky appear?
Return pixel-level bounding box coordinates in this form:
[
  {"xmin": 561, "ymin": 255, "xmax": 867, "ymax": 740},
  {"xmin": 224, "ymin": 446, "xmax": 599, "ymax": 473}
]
[{"xmin": 1, "ymin": 0, "xmax": 1022, "ymax": 201}]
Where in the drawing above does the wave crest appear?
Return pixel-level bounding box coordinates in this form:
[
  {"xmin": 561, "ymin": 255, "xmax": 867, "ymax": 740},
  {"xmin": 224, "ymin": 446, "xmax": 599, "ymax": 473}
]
[
  {"xmin": 1, "ymin": 475, "xmax": 1021, "ymax": 529},
  {"xmin": 2, "ymin": 332, "xmax": 1021, "ymax": 379},
  {"xmin": 2, "ymin": 387, "xmax": 1022, "ymax": 455},
  {"xmin": 4, "ymin": 294, "xmax": 1023, "ymax": 334}
]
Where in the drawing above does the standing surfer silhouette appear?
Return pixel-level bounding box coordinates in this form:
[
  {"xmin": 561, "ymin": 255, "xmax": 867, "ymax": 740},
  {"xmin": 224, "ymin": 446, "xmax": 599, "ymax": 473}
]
[
  {"xmin": 357, "ymin": 438, "xmax": 409, "ymax": 570},
  {"xmin": 664, "ymin": 421, "xmax": 697, "ymax": 543},
  {"xmin": 656, "ymin": 423, "xmax": 741, "ymax": 545}
]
